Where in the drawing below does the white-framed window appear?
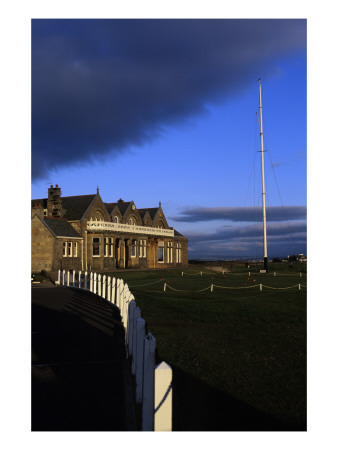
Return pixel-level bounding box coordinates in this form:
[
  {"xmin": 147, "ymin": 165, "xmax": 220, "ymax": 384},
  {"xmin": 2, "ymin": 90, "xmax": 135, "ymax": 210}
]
[
  {"xmin": 68, "ymin": 242, "xmax": 72, "ymax": 257},
  {"xmin": 114, "ymin": 216, "xmax": 119, "ymax": 223},
  {"xmin": 176, "ymin": 243, "xmax": 182, "ymax": 263},
  {"xmin": 104, "ymin": 237, "xmax": 114, "ymax": 257},
  {"xmin": 175, "ymin": 242, "xmax": 182, "ymax": 263},
  {"xmin": 158, "ymin": 241, "xmax": 164, "ymax": 263},
  {"xmin": 93, "ymin": 237, "xmax": 101, "ymax": 257},
  {"xmin": 63, "ymin": 242, "xmax": 67, "ymax": 257},
  {"xmin": 131, "ymin": 239, "xmax": 137, "ymax": 257},
  {"xmin": 167, "ymin": 242, "xmax": 173, "ymax": 263},
  {"xmin": 139, "ymin": 240, "xmax": 147, "ymax": 258},
  {"xmin": 74, "ymin": 242, "xmax": 78, "ymax": 257}
]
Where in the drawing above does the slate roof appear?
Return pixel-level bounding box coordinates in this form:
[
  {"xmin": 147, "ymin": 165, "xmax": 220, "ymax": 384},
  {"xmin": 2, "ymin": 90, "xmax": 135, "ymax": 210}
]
[
  {"xmin": 104, "ymin": 202, "xmax": 131, "ymax": 216},
  {"xmin": 174, "ymin": 229, "xmax": 185, "ymax": 237},
  {"xmin": 61, "ymin": 195, "xmax": 96, "ymax": 220},
  {"xmin": 43, "ymin": 217, "xmax": 82, "ymax": 238},
  {"xmin": 139, "ymin": 208, "xmax": 158, "ymax": 220}
]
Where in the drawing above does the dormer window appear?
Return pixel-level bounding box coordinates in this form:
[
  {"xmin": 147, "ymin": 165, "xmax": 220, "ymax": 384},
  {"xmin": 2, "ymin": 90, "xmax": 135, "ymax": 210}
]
[{"xmin": 114, "ymin": 216, "xmax": 119, "ymax": 223}]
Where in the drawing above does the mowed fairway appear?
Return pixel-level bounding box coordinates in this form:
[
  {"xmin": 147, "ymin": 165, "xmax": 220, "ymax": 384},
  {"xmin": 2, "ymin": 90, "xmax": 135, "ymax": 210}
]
[{"xmin": 108, "ymin": 263, "xmax": 307, "ymax": 431}]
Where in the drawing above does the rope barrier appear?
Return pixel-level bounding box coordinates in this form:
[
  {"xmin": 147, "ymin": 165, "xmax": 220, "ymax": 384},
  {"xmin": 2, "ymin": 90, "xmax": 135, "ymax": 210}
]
[
  {"xmin": 165, "ymin": 284, "xmax": 212, "ymax": 293},
  {"xmin": 129, "ymin": 279, "xmax": 164, "ymax": 288},
  {"xmin": 213, "ymin": 284, "xmax": 261, "ymax": 290},
  {"xmin": 261, "ymin": 284, "xmax": 301, "ymax": 290},
  {"xmin": 181, "ymin": 271, "xmax": 202, "ymax": 276}
]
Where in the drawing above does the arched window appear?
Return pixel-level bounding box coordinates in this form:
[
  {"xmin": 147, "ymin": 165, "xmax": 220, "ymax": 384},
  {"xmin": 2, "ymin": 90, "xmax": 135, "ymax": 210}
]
[{"xmin": 114, "ymin": 216, "xmax": 119, "ymax": 223}]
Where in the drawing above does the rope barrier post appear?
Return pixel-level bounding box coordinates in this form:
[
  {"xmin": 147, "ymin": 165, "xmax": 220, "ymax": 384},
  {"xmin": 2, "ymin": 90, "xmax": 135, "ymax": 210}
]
[
  {"xmin": 142, "ymin": 333, "xmax": 156, "ymax": 432},
  {"xmin": 164, "ymin": 283, "xmax": 166, "ymax": 292},
  {"xmin": 260, "ymin": 283, "xmax": 262, "ymax": 291},
  {"xmin": 154, "ymin": 362, "xmax": 172, "ymax": 431},
  {"xmin": 79, "ymin": 270, "xmax": 81, "ymax": 288}
]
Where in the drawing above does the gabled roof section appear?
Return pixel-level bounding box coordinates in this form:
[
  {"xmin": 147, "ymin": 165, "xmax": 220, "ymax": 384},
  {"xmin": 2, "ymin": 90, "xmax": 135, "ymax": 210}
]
[
  {"xmin": 104, "ymin": 201, "xmax": 131, "ymax": 217},
  {"xmin": 43, "ymin": 217, "xmax": 82, "ymax": 238},
  {"xmin": 174, "ymin": 229, "xmax": 185, "ymax": 237},
  {"xmin": 141, "ymin": 207, "xmax": 159, "ymax": 220},
  {"xmin": 61, "ymin": 195, "xmax": 96, "ymax": 220}
]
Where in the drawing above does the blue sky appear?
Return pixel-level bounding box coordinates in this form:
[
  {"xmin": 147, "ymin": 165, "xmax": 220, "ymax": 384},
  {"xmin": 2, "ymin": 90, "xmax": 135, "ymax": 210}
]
[{"xmin": 31, "ymin": 18, "xmax": 307, "ymax": 259}]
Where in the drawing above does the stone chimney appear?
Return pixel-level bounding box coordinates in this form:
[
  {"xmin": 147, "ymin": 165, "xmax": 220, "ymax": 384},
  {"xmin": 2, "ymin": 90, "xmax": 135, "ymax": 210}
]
[{"xmin": 47, "ymin": 184, "xmax": 62, "ymax": 217}]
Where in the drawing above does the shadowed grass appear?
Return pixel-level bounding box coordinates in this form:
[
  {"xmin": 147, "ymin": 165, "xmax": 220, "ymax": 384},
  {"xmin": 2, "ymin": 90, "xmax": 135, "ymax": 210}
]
[{"xmin": 107, "ymin": 262, "xmax": 307, "ymax": 430}]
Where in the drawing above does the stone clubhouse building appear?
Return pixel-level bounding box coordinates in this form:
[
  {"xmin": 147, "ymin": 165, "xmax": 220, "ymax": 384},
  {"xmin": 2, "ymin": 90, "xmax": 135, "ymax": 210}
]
[{"xmin": 31, "ymin": 185, "xmax": 188, "ymax": 273}]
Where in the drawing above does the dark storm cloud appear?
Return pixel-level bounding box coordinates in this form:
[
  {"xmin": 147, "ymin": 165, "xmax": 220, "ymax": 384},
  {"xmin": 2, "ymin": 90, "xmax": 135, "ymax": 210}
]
[
  {"xmin": 171, "ymin": 205, "xmax": 307, "ymax": 222},
  {"xmin": 32, "ymin": 19, "xmax": 306, "ymax": 179},
  {"xmin": 187, "ymin": 220, "xmax": 307, "ymax": 259}
]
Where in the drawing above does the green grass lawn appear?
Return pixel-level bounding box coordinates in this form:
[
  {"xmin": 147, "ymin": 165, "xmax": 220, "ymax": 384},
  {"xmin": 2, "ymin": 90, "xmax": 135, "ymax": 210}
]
[{"xmin": 109, "ymin": 262, "xmax": 306, "ymax": 431}]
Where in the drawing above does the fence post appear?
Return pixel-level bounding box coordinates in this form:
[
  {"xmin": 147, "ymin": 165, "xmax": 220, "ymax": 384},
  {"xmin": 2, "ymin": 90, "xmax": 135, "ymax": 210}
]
[
  {"xmin": 112, "ymin": 277, "xmax": 116, "ymax": 304},
  {"xmin": 127, "ymin": 300, "xmax": 136, "ymax": 356},
  {"xmin": 274, "ymin": 272, "xmax": 276, "ymax": 277},
  {"xmin": 90, "ymin": 272, "xmax": 93, "ymax": 292},
  {"xmin": 132, "ymin": 307, "xmax": 141, "ymax": 375},
  {"xmin": 107, "ymin": 276, "xmax": 111, "ymax": 302},
  {"xmin": 93, "ymin": 272, "xmax": 97, "ymax": 294},
  {"xmin": 79, "ymin": 271, "xmax": 82, "ymax": 288},
  {"xmin": 181, "ymin": 272, "xmax": 183, "ymax": 277},
  {"xmin": 122, "ymin": 283, "xmax": 129, "ymax": 321},
  {"xmin": 62, "ymin": 270, "xmax": 65, "ymax": 286},
  {"xmin": 299, "ymin": 284, "xmax": 301, "ymax": 290},
  {"xmin": 67, "ymin": 271, "xmax": 70, "ymax": 287},
  {"xmin": 154, "ymin": 362, "xmax": 172, "ymax": 431},
  {"xmin": 103, "ymin": 275, "xmax": 106, "ymax": 299},
  {"xmin": 84, "ymin": 271, "xmax": 88, "ymax": 290},
  {"xmin": 98, "ymin": 274, "xmax": 101, "ymax": 296},
  {"xmin": 200, "ymin": 271, "xmax": 202, "ymax": 276},
  {"xmin": 260, "ymin": 283, "xmax": 262, "ymax": 291},
  {"xmin": 164, "ymin": 283, "xmax": 166, "ymax": 292},
  {"xmin": 116, "ymin": 279, "xmax": 120, "ymax": 309},
  {"xmin": 57, "ymin": 270, "xmax": 61, "ymax": 285},
  {"xmin": 142, "ymin": 333, "xmax": 156, "ymax": 432},
  {"xmin": 72, "ymin": 270, "xmax": 75, "ymax": 287},
  {"xmin": 249, "ymin": 272, "xmax": 250, "ymax": 277},
  {"xmin": 135, "ymin": 317, "xmax": 146, "ymax": 403},
  {"xmin": 211, "ymin": 284, "xmax": 213, "ymax": 292}
]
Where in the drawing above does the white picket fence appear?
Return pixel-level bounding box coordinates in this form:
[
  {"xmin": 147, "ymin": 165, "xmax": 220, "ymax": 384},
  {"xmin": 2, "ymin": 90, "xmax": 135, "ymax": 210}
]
[{"xmin": 57, "ymin": 269, "xmax": 172, "ymax": 432}]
